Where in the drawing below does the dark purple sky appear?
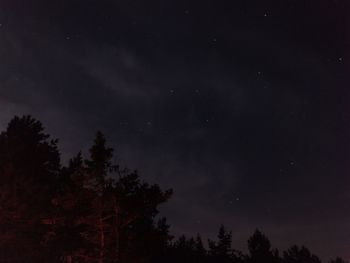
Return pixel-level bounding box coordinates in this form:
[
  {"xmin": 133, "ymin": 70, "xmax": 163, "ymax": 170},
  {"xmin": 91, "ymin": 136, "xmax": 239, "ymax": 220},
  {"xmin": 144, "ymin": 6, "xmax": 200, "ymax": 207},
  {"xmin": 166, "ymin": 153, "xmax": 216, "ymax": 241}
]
[{"xmin": 0, "ymin": 0, "xmax": 349, "ymax": 260}]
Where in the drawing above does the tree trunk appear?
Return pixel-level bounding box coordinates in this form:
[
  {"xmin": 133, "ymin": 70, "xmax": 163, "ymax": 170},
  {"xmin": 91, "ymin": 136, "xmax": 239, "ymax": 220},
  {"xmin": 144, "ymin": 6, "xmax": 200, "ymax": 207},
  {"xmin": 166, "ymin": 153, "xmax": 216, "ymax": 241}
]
[
  {"xmin": 114, "ymin": 197, "xmax": 120, "ymax": 263},
  {"xmin": 99, "ymin": 214, "xmax": 105, "ymax": 263}
]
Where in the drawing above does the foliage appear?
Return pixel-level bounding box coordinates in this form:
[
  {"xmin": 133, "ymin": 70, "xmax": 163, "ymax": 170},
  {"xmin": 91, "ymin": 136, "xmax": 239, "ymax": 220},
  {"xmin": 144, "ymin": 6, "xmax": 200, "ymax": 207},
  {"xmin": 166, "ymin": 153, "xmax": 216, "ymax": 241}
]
[{"xmin": 0, "ymin": 115, "xmax": 346, "ymax": 263}]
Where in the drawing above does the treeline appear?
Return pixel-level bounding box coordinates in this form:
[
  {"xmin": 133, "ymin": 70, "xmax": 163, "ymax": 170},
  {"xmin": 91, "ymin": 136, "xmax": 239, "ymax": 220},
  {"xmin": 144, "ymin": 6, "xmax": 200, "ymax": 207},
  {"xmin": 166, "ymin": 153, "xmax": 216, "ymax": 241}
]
[{"xmin": 0, "ymin": 115, "xmax": 346, "ymax": 263}]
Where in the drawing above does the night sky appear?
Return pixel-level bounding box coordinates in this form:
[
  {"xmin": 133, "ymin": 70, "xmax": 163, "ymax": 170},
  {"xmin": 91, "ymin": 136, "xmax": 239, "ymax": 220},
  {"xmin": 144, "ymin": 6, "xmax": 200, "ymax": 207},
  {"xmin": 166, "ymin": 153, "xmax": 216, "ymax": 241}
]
[{"xmin": 0, "ymin": 0, "xmax": 349, "ymax": 260}]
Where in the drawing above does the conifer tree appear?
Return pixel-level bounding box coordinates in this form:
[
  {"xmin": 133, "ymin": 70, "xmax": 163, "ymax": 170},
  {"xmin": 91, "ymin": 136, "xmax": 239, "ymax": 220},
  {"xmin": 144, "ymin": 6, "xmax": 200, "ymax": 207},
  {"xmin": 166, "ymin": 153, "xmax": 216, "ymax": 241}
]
[
  {"xmin": 54, "ymin": 131, "xmax": 172, "ymax": 263},
  {"xmin": 0, "ymin": 115, "xmax": 61, "ymax": 262},
  {"xmin": 247, "ymin": 229, "xmax": 280, "ymax": 263},
  {"xmin": 283, "ymin": 245, "xmax": 321, "ymax": 263},
  {"xmin": 208, "ymin": 225, "xmax": 235, "ymax": 263}
]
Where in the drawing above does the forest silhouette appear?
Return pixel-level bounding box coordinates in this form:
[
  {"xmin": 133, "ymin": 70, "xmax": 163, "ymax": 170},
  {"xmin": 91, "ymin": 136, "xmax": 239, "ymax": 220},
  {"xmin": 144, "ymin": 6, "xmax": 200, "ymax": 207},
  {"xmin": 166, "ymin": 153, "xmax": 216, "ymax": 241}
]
[{"xmin": 0, "ymin": 115, "xmax": 346, "ymax": 263}]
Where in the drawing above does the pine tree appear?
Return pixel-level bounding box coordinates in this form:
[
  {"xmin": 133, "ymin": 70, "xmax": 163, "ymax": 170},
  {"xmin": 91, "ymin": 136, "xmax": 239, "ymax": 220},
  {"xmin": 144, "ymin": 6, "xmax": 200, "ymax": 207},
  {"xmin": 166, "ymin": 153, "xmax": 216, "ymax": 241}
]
[
  {"xmin": 50, "ymin": 152, "xmax": 94, "ymax": 262},
  {"xmin": 195, "ymin": 234, "xmax": 207, "ymax": 260},
  {"xmin": 208, "ymin": 225, "xmax": 235, "ymax": 263},
  {"xmin": 56, "ymin": 131, "xmax": 173, "ymax": 263},
  {"xmin": 110, "ymin": 169, "xmax": 172, "ymax": 262},
  {"xmin": 247, "ymin": 229, "xmax": 279, "ymax": 263},
  {"xmin": 0, "ymin": 115, "xmax": 61, "ymax": 262},
  {"xmin": 83, "ymin": 131, "xmax": 115, "ymax": 263},
  {"xmin": 283, "ymin": 245, "xmax": 321, "ymax": 263}
]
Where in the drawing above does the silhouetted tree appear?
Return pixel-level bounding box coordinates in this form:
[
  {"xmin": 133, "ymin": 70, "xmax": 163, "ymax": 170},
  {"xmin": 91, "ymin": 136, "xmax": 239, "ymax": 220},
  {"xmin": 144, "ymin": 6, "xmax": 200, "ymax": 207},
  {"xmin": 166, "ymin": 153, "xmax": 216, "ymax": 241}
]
[
  {"xmin": 148, "ymin": 217, "xmax": 173, "ymax": 262},
  {"xmin": 170, "ymin": 235, "xmax": 197, "ymax": 262},
  {"xmin": 50, "ymin": 152, "xmax": 94, "ymax": 262},
  {"xmin": 283, "ymin": 246, "xmax": 321, "ymax": 263},
  {"xmin": 195, "ymin": 234, "xmax": 207, "ymax": 261},
  {"xmin": 0, "ymin": 115, "xmax": 347, "ymax": 263},
  {"xmin": 80, "ymin": 131, "xmax": 115, "ymax": 263},
  {"xmin": 110, "ymin": 169, "xmax": 172, "ymax": 262},
  {"xmin": 0, "ymin": 115, "xmax": 61, "ymax": 261},
  {"xmin": 208, "ymin": 225, "xmax": 232, "ymax": 262},
  {"xmin": 53, "ymin": 131, "xmax": 172, "ymax": 262},
  {"xmin": 208, "ymin": 225, "xmax": 242, "ymax": 263},
  {"xmin": 247, "ymin": 229, "xmax": 280, "ymax": 263},
  {"xmin": 165, "ymin": 233, "xmax": 208, "ymax": 263},
  {"xmin": 329, "ymin": 258, "xmax": 348, "ymax": 263}
]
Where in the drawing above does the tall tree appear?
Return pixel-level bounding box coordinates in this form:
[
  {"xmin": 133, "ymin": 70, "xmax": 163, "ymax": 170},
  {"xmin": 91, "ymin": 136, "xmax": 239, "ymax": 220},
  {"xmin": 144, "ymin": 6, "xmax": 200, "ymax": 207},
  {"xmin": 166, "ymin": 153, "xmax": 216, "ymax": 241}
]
[
  {"xmin": 247, "ymin": 229, "xmax": 279, "ymax": 263},
  {"xmin": 208, "ymin": 225, "xmax": 240, "ymax": 263},
  {"xmin": 83, "ymin": 131, "xmax": 114, "ymax": 263},
  {"xmin": 109, "ymin": 169, "xmax": 172, "ymax": 262},
  {"xmin": 54, "ymin": 131, "xmax": 172, "ymax": 263},
  {"xmin": 0, "ymin": 115, "xmax": 61, "ymax": 261},
  {"xmin": 194, "ymin": 234, "xmax": 207, "ymax": 261},
  {"xmin": 50, "ymin": 152, "xmax": 94, "ymax": 262}
]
